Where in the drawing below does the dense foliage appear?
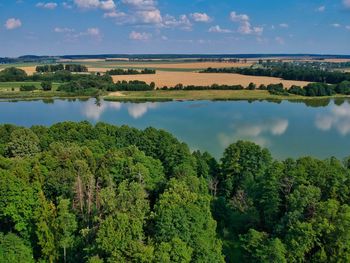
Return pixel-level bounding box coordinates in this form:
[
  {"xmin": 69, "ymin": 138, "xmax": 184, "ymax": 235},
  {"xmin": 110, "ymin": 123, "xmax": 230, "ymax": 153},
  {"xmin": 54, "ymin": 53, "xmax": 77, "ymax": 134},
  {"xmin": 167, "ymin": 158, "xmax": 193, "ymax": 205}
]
[
  {"xmin": 0, "ymin": 122, "xmax": 350, "ymax": 262},
  {"xmin": 106, "ymin": 68, "xmax": 156, "ymax": 75},
  {"xmin": 36, "ymin": 64, "xmax": 88, "ymax": 73},
  {"xmin": 110, "ymin": 80, "xmax": 156, "ymax": 91},
  {"xmin": 266, "ymin": 81, "xmax": 350, "ymax": 97},
  {"xmin": 201, "ymin": 65, "xmax": 350, "ymax": 84}
]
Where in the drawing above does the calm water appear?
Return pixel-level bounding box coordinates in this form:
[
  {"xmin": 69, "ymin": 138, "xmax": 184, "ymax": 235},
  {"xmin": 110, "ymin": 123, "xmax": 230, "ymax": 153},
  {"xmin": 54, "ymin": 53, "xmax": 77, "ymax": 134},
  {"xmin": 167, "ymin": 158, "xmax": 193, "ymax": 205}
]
[{"xmin": 1, "ymin": 98, "xmax": 350, "ymax": 159}]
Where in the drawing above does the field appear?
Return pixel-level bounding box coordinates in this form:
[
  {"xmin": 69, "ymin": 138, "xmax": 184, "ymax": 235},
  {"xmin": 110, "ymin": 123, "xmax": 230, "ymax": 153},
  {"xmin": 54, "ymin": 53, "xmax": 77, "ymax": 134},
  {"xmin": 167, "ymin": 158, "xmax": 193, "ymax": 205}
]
[{"xmin": 111, "ymin": 71, "xmax": 310, "ymax": 88}]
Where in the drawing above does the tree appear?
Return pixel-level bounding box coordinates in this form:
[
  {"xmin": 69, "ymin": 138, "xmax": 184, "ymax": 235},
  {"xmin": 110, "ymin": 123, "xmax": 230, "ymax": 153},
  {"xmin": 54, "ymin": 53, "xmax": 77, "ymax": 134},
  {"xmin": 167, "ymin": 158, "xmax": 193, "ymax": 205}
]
[
  {"xmin": 0, "ymin": 232, "xmax": 34, "ymax": 263},
  {"xmin": 6, "ymin": 128, "xmax": 40, "ymax": 158},
  {"xmin": 41, "ymin": 81, "xmax": 52, "ymax": 91},
  {"xmin": 154, "ymin": 237, "xmax": 193, "ymax": 263},
  {"xmin": 154, "ymin": 180, "xmax": 225, "ymax": 263},
  {"xmin": 96, "ymin": 181, "xmax": 153, "ymax": 262},
  {"xmin": 240, "ymin": 229, "xmax": 287, "ymax": 263},
  {"xmin": 56, "ymin": 198, "xmax": 77, "ymax": 263}
]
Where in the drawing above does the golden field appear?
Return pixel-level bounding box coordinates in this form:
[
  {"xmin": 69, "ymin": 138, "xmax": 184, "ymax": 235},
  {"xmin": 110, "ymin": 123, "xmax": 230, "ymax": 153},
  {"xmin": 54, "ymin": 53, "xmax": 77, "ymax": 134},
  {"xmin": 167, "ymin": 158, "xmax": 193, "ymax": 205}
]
[
  {"xmin": 111, "ymin": 71, "xmax": 310, "ymax": 88},
  {"xmin": 88, "ymin": 61, "xmax": 252, "ymax": 72}
]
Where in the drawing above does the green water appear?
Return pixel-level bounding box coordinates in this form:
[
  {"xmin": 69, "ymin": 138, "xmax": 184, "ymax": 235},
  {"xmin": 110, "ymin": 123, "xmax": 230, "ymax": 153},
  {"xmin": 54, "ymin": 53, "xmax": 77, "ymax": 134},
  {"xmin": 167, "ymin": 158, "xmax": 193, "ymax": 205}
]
[{"xmin": 1, "ymin": 98, "xmax": 349, "ymax": 159}]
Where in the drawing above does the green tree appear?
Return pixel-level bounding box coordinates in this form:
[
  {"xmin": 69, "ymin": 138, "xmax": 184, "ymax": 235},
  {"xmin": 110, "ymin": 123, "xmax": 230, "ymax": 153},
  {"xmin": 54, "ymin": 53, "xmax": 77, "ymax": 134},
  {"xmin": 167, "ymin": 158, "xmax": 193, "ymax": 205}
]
[
  {"xmin": 56, "ymin": 198, "xmax": 77, "ymax": 263},
  {"xmin": 41, "ymin": 81, "xmax": 53, "ymax": 91},
  {"xmin": 154, "ymin": 179, "xmax": 224, "ymax": 263},
  {"xmin": 0, "ymin": 232, "xmax": 34, "ymax": 263},
  {"xmin": 6, "ymin": 128, "xmax": 40, "ymax": 158}
]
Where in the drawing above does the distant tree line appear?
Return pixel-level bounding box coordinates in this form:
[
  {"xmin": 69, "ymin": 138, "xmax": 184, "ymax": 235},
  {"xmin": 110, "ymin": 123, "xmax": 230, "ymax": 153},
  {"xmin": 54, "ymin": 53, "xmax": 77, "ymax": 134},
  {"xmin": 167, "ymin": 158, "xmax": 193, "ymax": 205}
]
[
  {"xmin": 265, "ymin": 81, "xmax": 350, "ymax": 97},
  {"xmin": 161, "ymin": 83, "xmax": 245, "ymax": 90},
  {"xmin": 36, "ymin": 64, "xmax": 88, "ymax": 73},
  {"xmin": 201, "ymin": 66, "xmax": 350, "ymax": 84},
  {"xmin": 106, "ymin": 68, "xmax": 156, "ymax": 75}
]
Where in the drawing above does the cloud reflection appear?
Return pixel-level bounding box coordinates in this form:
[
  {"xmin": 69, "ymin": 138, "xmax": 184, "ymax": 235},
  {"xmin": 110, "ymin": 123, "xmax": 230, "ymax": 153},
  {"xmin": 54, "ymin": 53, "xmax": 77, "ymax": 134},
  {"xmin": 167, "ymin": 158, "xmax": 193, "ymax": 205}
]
[
  {"xmin": 315, "ymin": 102, "xmax": 350, "ymax": 135},
  {"xmin": 218, "ymin": 118, "xmax": 289, "ymax": 148},
  {"xmin": 82, "ymin": 100, "xmax": 157, "ymax": 120}
]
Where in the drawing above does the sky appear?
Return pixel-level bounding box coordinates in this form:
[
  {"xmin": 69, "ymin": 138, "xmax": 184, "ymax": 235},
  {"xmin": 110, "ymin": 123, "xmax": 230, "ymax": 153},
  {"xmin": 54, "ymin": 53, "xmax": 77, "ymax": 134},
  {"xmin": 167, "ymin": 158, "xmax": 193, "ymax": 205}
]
[{"xmin": 0, "ymin": 0, "xmax": 350, "ymax": 56}]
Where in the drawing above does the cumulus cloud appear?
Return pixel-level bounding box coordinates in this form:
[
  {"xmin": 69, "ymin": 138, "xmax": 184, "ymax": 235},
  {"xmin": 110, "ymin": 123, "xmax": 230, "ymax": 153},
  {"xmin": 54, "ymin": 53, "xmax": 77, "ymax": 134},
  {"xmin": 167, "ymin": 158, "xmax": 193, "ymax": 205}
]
[
  {"xmin": 82, "ymin": 100, "xmax": 157, "ymax": 120},
  {"xmin": 315, "ymin": 102, "xmax": 350, "ymax": 135},
  {"xmin": 62, "ymin": 2, "xmax": 73, "ymax": 9},
  {"xmin": 230, "ymin": 11, "xmax": 263, "ymax": 35},
  {"xmin": 74, "ymin": 0, "xmax": 116, "ymax": 11},
  {"xmin": 331, "ymin": 23, "xmax": 341, "ymax": 28},
  {"xmin": 163, "ymin": 14, "xmax": 192, "ymax": 30},
  {"xmin": 343, "ymin": 0, "xmax": 350, "ymax": 8},
  {"xmin": 129, "ymin": 31, "xmax": 151, "ymax": 40},
  {"xmin": 54, "ymin": 27, "xmax": 75, "ymax": 33},
  {"xmin": 218, "ymin": 118, "xmax": 289, "ymax": 148},
  {"xmin": 208, "ymin": 25, "xmax": 231, "ymax": 33},
  {"xmin": 5, "ymin": 18, "xmax": 22, "ymax": 30},
  {"xmin": 36, "ymin": 2, "xmax": 57, "ymax": 9},
  {"xmin": 190, "ymin": 12, "xmax": 211, "ymax": 22},
  {"xmin": 316, "ymin": 5, "xmax": 326, "ymax": 12},
  {"xmin": 127, "ymin": 102, "xmax": 158, "ymax": 119}
]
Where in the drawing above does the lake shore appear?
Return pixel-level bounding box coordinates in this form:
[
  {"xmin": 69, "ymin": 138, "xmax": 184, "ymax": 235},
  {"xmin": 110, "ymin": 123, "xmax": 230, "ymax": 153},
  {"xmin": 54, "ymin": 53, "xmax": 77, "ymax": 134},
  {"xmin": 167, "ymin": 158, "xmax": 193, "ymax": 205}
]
[
  {"xmin": 0, "ymin": 89, "xmax": 350, "ymax": 102},
  {"xmin": 103, "ymin": 90, "xmax": 350, "ymax": 102}
]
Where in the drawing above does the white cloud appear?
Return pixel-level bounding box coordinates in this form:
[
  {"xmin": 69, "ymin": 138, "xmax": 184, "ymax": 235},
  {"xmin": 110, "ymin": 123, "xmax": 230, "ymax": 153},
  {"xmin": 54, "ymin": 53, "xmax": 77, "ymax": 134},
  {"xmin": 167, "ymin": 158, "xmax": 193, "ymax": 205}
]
[
  {"xmin": 62, "ymin": 2, "xmax": 72, "ymax": 9},
  {"xmin": 346, "ymin": 25, "xmax": 350, "ymax": 30},
  {"xmin": 163, "ymin": 14, "xmax": 192, "ymax": 30},
  {"xmin": 218, "ymin": 118, "xmax": 289, "ymax": 148},
  {"xmin": 343, "ymin": 0, "xmax": 350, "ymax": 8},
  {"xmin": 127, "ymin": 102, "xmax": 157, "ymax": 119},
  {"xmin": 129, "ymin": 31, "xmax": 151, "ymax": 40},
  {"xmin": 74, "ymin": 0, "xmax": 116, "ymax": 11},
  {"xmin": 5, "ymin": 18, "xmax": 22, "ymax": 30},
  {"xmin": 208, "ymin": 25, "xmax": 231, "ymax": 33},
  {"xmin": 190, "ymin": 12, "xmax": 211, "ymax": 22},
  {"xmin": 54, "ymin": 27, "xmax": 75, "ymax": 33},
  {"xmin": 275, "ymin": 36, "xmax": 285, "ymax": 45},
  {"xmin": 121, "ymin": 0, "xmax": 155, "ymax": 10},
  {"xmin": 82, "ymin": 100, "xmax": 156, "ymax": 120},
  {"xmin": 279, "ymin": 23, "xmax": 289, "ymax": 28},
  {"xmin": 331, "ymin": 23, "xmax": 341, "ymax": 28},
  {"xmin": 86, "ymin": 27, "xmax": 100, "ymax": 36},
  {"xmin": 230, "ymin": 11, "xmax": 263, "ymax": 35},
  {"xmin": 36, "ymin": 2, "xmax": 57, "ymax": 9},
  {"xmin": 100, "ymin": 0, "xmax": 116, "ymax": 11},
  {"xmin": 315, "ymin": 102, "xmax": 350, "ymax": 135},
  {"xmin": 316, "ymin": 5, "xmax": 326, "ymax": 12}
]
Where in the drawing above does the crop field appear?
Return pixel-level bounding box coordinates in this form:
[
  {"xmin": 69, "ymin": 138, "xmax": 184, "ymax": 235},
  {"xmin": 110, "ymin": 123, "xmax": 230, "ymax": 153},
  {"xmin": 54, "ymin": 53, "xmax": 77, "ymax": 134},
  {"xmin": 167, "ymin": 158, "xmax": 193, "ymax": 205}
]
[{"xmin": 111, "ymin": 71, "xmax": 310, "ymax": 88}]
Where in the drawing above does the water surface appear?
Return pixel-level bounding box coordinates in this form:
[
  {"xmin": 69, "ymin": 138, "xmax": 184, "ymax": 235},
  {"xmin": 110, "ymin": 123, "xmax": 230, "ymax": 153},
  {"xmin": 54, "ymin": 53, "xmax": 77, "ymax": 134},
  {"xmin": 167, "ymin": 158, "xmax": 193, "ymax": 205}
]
[{"xmin": 1, "ymin": 98, "xmax": 349, "ymax": 159}]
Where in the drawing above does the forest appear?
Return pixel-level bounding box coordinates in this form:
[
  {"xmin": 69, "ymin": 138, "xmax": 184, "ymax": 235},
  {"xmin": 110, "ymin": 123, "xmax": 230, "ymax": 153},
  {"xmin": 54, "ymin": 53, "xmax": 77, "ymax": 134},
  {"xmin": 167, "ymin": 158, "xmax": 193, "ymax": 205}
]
[
  {"xmin": 1, "ymin": 121, "xmax": 350, "ymax": 263},
  {"xmin": 202, "ymin": 65, "xmax": 350, "ymax": 84},
  {"xmin": 36, "ymin": 64, "xmax": 88, "ymax": 73},
  {"xmin": 105, "ymin": 68, "xmax": 156, "ymax": 75}
]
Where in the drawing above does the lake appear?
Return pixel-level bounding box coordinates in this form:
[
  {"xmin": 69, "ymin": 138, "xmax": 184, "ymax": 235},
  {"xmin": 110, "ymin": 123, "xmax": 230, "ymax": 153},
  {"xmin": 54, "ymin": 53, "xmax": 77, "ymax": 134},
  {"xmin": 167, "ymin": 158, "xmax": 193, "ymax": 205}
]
[{"xmin": 1, "ymin": 98, "xmax": 349, "ymax": 159}]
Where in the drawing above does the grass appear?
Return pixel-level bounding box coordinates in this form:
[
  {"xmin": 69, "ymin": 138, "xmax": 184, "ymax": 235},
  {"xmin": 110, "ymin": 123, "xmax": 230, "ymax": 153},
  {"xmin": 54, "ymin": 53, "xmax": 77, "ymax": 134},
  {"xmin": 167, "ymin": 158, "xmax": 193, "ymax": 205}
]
[
  {"xmin": 0, "ymin": 82, "xmax": 61, "ymax": 92},
  {"xmin": 104, "ymin": 89, "xmax": 350, "ymax": 102}
]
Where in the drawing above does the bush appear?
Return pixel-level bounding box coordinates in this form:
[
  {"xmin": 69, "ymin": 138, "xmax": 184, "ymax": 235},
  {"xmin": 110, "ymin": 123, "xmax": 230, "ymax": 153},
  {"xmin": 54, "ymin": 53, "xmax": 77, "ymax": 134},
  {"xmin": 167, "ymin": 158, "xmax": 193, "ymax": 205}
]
[
  {"xmin": 41, "ymin": 81, "xmax": 52, "ymax": 91},
  {"xmin": 20, "ymin": 85, "xmax": 36, "ymax": 91}
]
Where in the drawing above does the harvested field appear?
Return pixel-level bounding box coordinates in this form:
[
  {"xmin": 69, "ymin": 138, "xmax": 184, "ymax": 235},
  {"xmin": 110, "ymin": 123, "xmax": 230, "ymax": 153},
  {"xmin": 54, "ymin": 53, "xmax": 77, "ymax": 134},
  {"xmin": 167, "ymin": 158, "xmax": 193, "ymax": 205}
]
[
  {"xmin": 88, "ymin": 61, "xmax": 252, "ymax": 73},
  {"xmin": 18, "ymin": 66, "xmax": 37, "ymax": 75},
  {"xmin": 111, "ymin": 71, "xmax": 310, "ymax": 88}
]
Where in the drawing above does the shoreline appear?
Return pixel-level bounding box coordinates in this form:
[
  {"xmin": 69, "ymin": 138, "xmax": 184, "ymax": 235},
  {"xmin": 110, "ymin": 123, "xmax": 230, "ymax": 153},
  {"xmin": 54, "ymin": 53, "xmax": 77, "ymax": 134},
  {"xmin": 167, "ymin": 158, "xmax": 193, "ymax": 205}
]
[{"xmin": 0, "ymin": 89, "xmax": 349, "ymax": 102}]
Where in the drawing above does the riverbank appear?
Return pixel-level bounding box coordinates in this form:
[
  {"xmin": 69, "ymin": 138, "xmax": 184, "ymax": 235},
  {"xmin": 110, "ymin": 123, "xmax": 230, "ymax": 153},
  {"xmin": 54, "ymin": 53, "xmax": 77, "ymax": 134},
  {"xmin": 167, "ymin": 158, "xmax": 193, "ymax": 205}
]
[
  {"xmin": 104, "ymin": 89, "xmax": 350, "ymax": 102},
  {"xmin": 0, "ymin": 88, "xmax": 350, "ymax": 102}
]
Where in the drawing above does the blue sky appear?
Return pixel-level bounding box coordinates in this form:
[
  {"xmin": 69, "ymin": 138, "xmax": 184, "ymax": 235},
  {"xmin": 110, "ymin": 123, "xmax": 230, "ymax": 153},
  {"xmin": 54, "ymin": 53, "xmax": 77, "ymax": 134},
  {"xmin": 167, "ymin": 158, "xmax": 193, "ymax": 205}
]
[{"xmin": 0, "ymin": 0, "xmax": 350, "ymax": 56}]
